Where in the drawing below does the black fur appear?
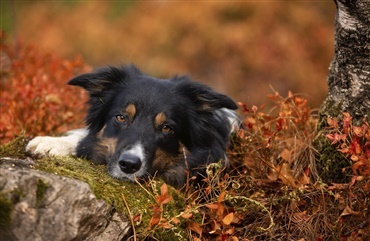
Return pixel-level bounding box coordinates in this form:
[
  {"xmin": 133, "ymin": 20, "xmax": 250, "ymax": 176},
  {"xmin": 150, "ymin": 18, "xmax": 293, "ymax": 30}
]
[{"xmin": 68, "ymin": 65, "xmax": 238, "ymax": 188}]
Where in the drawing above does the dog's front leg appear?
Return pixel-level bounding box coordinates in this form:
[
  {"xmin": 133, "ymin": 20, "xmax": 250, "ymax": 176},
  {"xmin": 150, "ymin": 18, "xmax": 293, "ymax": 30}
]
[{"xmin": 26, "ymin": 128, "xmax": 88, "ymax": 158}]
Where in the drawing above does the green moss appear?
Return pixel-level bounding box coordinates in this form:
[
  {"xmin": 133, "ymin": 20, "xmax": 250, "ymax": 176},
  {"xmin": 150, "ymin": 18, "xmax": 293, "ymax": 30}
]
[
  {"xmin": 33, "ymin": 156, "xmax": 154, "ymax": 215},
  {"xmin": 314, "ymin": 135, "xmax": 352, "ymax": 183},
  {"xmin": 10, "ymin": 189, "xmax": 25, "ymax": 204},
  {"xmin": 316, "ymin": 100, "xmax": 355, "ymax": 183},
  {"xmin": 318, "ymin": 99, "xmax": 343, "ymax": 129},
  {"xmin": 0, "ymin": 134, "xmax": 29, "ymax": 159},
  {"xmin": 36, "ymin": 179, "xmax": 49, "ymax": 208},
  {"xmin": 0, "ymin": 193, "xmax": 13, "ymax": 231}
]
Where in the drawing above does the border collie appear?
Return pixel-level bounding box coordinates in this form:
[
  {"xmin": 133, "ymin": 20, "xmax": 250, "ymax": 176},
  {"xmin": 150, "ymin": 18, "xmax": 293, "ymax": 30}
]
[{"xmin": 26, "ymin": 65, "xmax": 239, "ymax": 188}]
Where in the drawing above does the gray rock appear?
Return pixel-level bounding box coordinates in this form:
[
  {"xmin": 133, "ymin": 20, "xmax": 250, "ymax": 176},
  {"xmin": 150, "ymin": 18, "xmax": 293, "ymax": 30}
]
[{"xmin": 0, "ymin": 160, "xmax": 131, "ymax": 241}]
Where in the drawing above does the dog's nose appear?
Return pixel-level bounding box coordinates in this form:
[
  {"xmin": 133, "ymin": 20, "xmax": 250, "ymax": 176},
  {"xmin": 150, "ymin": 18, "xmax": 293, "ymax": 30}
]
[{"xmin": 118, "ymin": 153, "xmax": 142, "ymax": 174}]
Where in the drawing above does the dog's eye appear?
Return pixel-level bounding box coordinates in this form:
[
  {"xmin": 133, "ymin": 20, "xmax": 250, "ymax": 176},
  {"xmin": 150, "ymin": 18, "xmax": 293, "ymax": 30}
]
[
  {"xmin": 161, "ymin": 125, "xmax": 173, "ymax": 133},
  {"xmin": 115, "ymin": 115, "xmax": 126, "ymax": 123}
]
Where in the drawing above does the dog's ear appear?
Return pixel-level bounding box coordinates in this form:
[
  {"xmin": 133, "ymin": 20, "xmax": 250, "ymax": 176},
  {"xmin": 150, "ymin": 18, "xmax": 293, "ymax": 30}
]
[
  {"xmin": 173, "ymin": 76, "xmax": 238, "ymax": 111},
  {"xmin": 68, "ymin": 65, "xmax": 141, "ymax": 96},
  {"xmin": 68, "ymin": 65, "xmax": 142, "ymax": 133}
]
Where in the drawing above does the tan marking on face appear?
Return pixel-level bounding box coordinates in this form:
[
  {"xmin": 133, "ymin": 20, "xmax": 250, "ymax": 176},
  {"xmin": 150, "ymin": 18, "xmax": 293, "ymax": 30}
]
[
  {"xmin": 96, "ymin": 125, "xmax": 107, "ymax": 139},
  {"xmin": 155, "ymin": 112, "xmax": 167, "ymax": 127},
  {"xmin": 152, "ymin": 143, "xmax": 190, "ymax": 169},
  {"xmin": 201, "ymin": 103, "xmax": 211, "ymax": 110},
  {"xmin": 152, "ymin": 149, "xmax": 184, "ymax": 170},
  {"xmin": 126, "ymin": 104, "xmax": 136, "ymax": 118},
  {"xmin": 100, "ymin": 137, "xmax": 118, "ymax": 153},
  {"xmin": 92, "ymin": 136, "xmax": 118, "ymax": 164},
  {"xmin": 152, "ymin": 146, "xmax": 190, "ymax": 188}
]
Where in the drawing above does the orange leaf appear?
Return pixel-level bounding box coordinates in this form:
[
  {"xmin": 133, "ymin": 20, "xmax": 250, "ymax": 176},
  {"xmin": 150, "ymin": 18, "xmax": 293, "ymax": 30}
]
[
  {"xmin": 209, "ymin": 220, "xmax": 221, "ymax": 234},
  {"xmin": 158, "ymin": 221, "xmax": 172, "ymax": 229},
  {"xmin": 222, "ymin": 212, "xmax": 234, "ymax": 225},
  {"xmin": 149, "ymin": 217, "xmax": 160, "ymax": 228},
  {"xmin": 218, "ymin": 191, "xmax": 226, "ymax": 203},
  {"xmin": 353, "ymin": 126, "xmax": 363, "ymax": 137},
  {"xmin": 160, "ymin": 183, "xmax": 168, "ymax": 196},
  {"xmin": 171, "ymin": 217, "xmax": 181, "ymax": 225},
  {"xmin": 132, "ymin": 213, "xmax": 142, "ymax": 223},
  {"xmin": 327, "ymin": 117, "xmax": 338, "ymax": 128},
  {"xmin": 187, "ymin": 221, "xmax": 202, "ymax": 235},
  {"xmin": 181, "ymin": 212, "xmax": 193, "ymax": 219},
  {"xmin": 206, "ymin": 203, "xmax": 219, "ymax": 210},
  {"xmin": 156, "ymin": 183, "xmax": 172, "ymax": 204},
  {"xmin": 225, "ymin": 226, "xmax": 235, "ymax": 235}
]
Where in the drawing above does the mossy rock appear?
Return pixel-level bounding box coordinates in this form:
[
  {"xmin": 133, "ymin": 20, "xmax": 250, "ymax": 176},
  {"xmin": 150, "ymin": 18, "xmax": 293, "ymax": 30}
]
[{"xmin": 0, "ymin": 135, "xmax": 188, "ymax": 240}]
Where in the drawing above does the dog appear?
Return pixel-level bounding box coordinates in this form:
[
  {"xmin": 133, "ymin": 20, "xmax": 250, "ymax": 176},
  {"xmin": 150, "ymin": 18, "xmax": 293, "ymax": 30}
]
[{"xmin": 26, "ymin": 65, "xmax": 240, "ymax": 188}]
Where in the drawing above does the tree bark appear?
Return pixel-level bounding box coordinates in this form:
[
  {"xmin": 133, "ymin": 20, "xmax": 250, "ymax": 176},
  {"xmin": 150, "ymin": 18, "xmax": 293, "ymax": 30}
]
[
  {"xmin": 320, "ymin": 0, "xmax": 370, "ymax": 123},
  {"xmin": 316, "ymin": 0, "xmax": 369, "ymax": 183}
]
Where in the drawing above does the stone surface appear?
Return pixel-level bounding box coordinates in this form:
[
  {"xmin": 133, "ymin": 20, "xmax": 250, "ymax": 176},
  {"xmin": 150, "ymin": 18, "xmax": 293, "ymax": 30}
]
[{"xmin": 0, "ymin": 159, "xmax": 131, "ymax": 241}]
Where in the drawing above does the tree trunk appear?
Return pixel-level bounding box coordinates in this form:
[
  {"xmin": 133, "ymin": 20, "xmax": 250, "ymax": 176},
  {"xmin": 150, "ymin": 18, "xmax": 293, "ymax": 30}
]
[
  {"xmin": 316, "ymin": 0, "xmax": 369, "ymax": 183},
  {"xmin": 320, "ymin": 0, "xmax": 370, "ymax": 123}
]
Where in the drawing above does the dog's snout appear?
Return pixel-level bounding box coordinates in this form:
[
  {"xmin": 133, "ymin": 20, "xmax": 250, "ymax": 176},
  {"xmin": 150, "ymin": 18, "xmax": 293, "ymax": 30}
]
[{"xmin": 119, "ymin": 153, "xmax": 142, "ymax": 174}]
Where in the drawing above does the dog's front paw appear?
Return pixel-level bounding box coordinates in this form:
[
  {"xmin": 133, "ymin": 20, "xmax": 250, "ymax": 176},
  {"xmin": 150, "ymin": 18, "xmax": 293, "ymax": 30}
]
[
  {"xmin": 26, "ymin": 128, "xmax": 88, "ymax": 158},
  {"xmin": 26, "ymin": 136, "xmax": 77, "ymax": 158}
]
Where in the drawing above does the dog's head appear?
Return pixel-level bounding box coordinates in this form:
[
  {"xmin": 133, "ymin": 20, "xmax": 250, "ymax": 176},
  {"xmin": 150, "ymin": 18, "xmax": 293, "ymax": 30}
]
[{"xmin": 69, "ymin": 65, "xmax": 238, "ymax": 187}]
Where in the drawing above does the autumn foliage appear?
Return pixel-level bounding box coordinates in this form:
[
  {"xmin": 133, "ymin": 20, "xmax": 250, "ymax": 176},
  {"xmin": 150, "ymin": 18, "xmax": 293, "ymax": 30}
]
[
  {"xmin": 1, "ymin": 33, "xmax": 369, "ymax": 240},
  {"xmin": 134, "ymin": 94, "xmax": 369, "ymax": 240},
  {"xmin": 0, "ymin": 33, "xmax": 90, "ymax": 143},
  {"xmin": 327, "ymin": 113, "xmax": 370, "ymax": 177},
  {"xmin": 234, "ymin": 91, "xmax": 318, "ymax": 186}
]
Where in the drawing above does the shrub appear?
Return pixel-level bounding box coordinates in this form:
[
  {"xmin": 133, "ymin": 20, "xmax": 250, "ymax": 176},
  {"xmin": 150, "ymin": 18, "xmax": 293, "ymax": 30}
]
[
  {"xmin": 231, "ymin": 91, "xmax": 318, "ymax": 187},
  {"xmin": 0, "ymin": 32, "xmax": 90, "ymax": 144},
  {"xmin": 326, "ymin": 113, "xmax": 370, "ymax": 177}
]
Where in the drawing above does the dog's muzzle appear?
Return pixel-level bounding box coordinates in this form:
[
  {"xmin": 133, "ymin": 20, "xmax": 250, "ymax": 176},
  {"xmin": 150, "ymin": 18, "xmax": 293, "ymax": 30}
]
[
  {"xmin": 116, "ymin": 143, "xmax": 145, "ymax": 175},
  {"xmin": 118, "ymin": 153, "xmax": 142, "ymax": 174}
]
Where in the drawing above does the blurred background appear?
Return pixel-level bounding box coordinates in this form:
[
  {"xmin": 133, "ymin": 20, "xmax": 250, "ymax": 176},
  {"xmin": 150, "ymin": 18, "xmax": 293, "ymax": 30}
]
[{"xmin": 1, "ymin": 1, "xmax": 335, "ymax": 109}]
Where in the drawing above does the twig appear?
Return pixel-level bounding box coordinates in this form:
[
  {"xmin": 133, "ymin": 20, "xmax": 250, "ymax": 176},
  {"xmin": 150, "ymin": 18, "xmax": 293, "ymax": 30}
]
[
  {"xmin": 122, "ymin": 193, "xmax": 136, "ymax": 241},
  {"xmin": 134, "ymin": 177, "xmax": 156, "ymax": 200},
  {"xmin": 226, "ymin": 195, "xmax": 275, "ymax": 232}
]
